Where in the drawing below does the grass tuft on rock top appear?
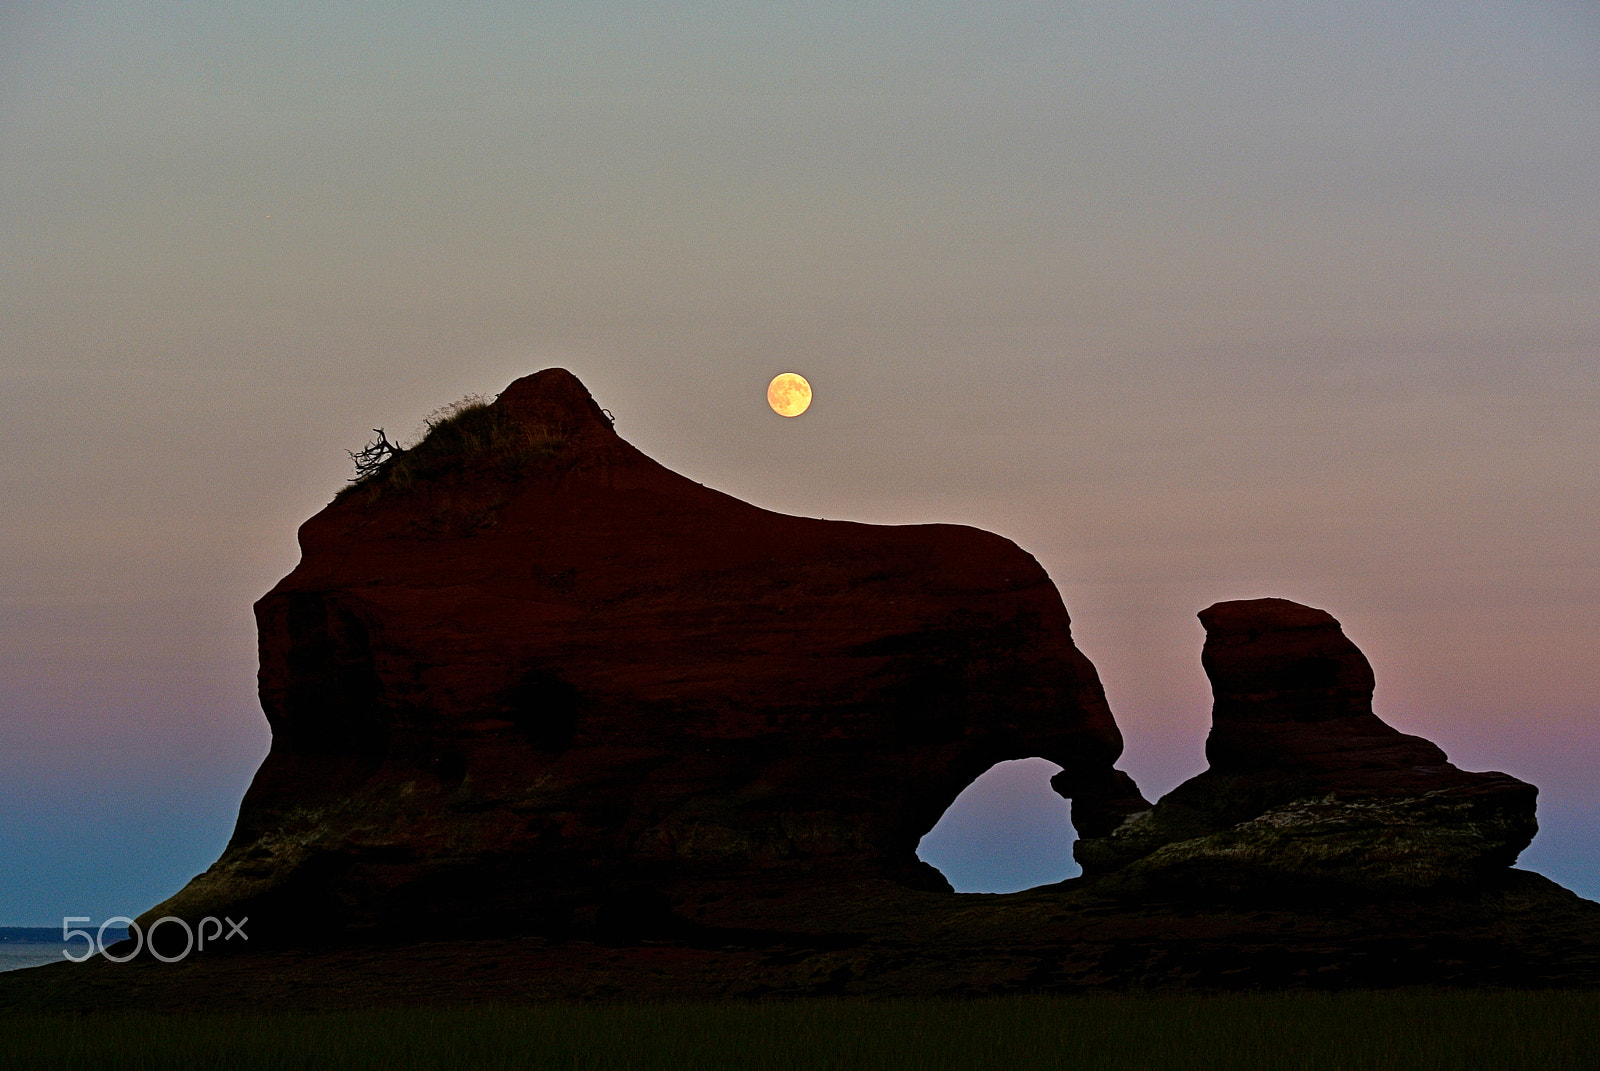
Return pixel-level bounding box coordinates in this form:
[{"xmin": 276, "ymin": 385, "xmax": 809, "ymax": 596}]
[
  {"xmin": 6, "ymin": 991, "xmax": 1600, "ymax": 1071},
  {"xmin": 339, "ymin": 396, "xmax": 566, "ymax": 505}
]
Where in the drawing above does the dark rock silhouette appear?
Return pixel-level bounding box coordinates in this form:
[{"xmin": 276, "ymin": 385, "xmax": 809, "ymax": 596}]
[
  {"xmin": 1075, "ymin": 598, "xmax": 1539, "ymax": 894},
  {"xmin": 9, "ymin": 368, "xmax": 1590, "ymax": 1012},
  {"xmin": 140, "ymin": 368, "xmax": 1146, "ymax": 944}
]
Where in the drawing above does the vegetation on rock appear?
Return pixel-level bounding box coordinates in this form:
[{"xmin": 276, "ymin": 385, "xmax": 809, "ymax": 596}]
[{"xmin": 342, "ymin": 395, "xmax": 565, "ymax": 500}]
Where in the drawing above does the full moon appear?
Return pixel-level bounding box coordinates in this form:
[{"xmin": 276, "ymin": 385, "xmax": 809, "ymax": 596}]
[{"xmin": 767, "ymin": 372, "xmax": 813, "ymax": 417}]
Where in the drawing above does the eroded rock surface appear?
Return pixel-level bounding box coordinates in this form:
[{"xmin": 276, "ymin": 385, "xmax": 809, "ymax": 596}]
[
  {"xmin": 1074, "ymin": 598, "xmax": 1538, "ymax": 894},
  {"xmin": 143, "ymin": 368, "xmax": 1146, "ymax": 943},
  {"xmin": 19, "ymin": 377, "xmax": 1594, "ymax": 1004}
]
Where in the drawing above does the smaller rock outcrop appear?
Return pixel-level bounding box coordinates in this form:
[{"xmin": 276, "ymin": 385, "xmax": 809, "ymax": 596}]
[{"xmin": 1075, "ymin": 598, "xmax": 1538, "ymax": 894}]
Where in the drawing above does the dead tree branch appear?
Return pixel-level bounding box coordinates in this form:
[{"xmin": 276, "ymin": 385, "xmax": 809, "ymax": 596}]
[{"xmin": 348, "ymin": 428, "xmax": 402, "ymax": 481}]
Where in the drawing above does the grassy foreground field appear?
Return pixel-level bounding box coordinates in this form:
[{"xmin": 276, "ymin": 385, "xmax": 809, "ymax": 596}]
[{"xmin": 5, "ymin": 990, "xmax": 1600, "ymax": 1070}]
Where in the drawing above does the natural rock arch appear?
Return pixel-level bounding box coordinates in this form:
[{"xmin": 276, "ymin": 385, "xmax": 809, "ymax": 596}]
[
  {"xmin": 143, "ymin": 369, "xmax": 1147, "ymax": 941},
  {"xmin": 135, "ymin": 370, "xmax": 1537, "ymax": 969},
  {"xmin": 917, "ymin": 757, "xmax": 1082, "ymax": 892},
  {"xmin": 97, "ymin": 373, "xmax": 1588, "ymax": 996}
]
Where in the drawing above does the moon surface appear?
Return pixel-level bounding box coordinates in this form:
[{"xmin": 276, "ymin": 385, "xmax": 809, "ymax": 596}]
[{"xmin": 767, "ymin": 372, "xmax": 813, "ymax": 417}]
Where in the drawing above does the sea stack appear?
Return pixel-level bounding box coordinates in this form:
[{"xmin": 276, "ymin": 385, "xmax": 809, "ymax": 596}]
[{"xmin": 1073, "ymin": 598, "xmax": 1538, "ymax": 894}]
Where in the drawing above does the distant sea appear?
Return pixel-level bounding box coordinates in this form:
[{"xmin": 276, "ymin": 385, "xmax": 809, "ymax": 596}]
[{"xmin": 0, "ymin": 926, "xmax": 130, "ymax": 973}]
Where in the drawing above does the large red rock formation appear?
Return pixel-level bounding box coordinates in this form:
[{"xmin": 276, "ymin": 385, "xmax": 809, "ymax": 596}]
[
  {"xmin": 46, "ymin": 405, "xmax": 1598, "ymax": 1000},
  {"xmin": 145, "ymin": 368, "xmax": 1145, "ymax": 943},
  {"xmin": 1075, "ymin": 598, "xmax": 1538, "ymax": 893}
]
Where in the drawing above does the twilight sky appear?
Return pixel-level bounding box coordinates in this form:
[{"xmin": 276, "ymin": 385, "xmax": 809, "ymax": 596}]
[{"xmin": 3, "ymin": 1, "xmax": 1597, "ymax": 923}]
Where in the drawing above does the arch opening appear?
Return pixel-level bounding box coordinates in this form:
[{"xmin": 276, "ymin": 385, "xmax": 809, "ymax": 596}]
[{"xmin": 915, "ymin": 758, "xmax": 1080, "ymax": 893}]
